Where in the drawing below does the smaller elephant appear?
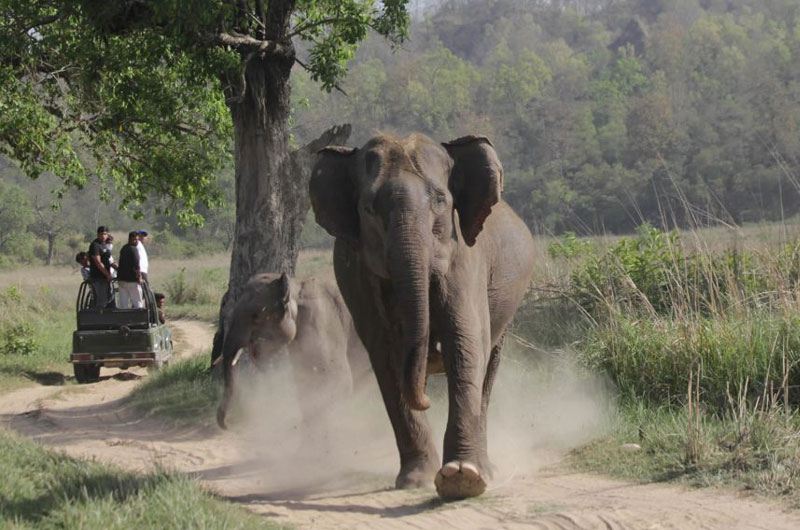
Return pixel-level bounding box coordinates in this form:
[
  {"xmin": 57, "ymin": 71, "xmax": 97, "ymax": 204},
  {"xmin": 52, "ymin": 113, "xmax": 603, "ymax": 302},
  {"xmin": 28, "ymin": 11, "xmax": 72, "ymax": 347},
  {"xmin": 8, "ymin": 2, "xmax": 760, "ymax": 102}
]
[{"xmin": 216, "ymin": 272, "xmax": 369, "ymax": 430}]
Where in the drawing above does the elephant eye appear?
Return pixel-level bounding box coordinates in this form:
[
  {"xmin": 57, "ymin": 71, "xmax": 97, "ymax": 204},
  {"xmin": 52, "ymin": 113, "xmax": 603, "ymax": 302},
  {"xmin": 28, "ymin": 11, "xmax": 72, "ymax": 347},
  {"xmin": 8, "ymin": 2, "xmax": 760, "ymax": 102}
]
[{"xmin": 431, "ymin": 192, "xmax": 447, "ymax": 214}]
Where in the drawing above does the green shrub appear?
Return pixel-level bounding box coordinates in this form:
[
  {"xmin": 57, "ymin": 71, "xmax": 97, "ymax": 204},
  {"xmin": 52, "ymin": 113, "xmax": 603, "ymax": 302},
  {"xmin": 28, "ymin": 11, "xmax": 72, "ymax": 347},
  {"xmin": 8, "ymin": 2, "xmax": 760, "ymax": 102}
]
[
  {"xmin": 2, "ymin": 323, "xmax": 37, "ymax": 356},
  {"xmin": 580, "ymin": 310, "xmax": 800, "ymax": 410},
  {"xmin": 547, "ymin": 231, "xmax": 593, "ymax": 259},
  {"xmin": 163, "ymin": 267, "xmax": 225, "ymax": 306},
  {"xmin": 565, "ymin": 225, "xmax": 777, "ymax": 317}
]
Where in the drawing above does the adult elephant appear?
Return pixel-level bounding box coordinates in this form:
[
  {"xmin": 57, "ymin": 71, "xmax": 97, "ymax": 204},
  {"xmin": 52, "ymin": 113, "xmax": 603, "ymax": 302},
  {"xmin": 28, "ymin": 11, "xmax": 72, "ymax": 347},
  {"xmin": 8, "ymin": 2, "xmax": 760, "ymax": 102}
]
[
  {"xmin": 216, "ymin": 273, "xmax": 369, "ymax": 430},
  {"xmin": 309, "ymin": 133, "xmax": 535, "ymax": 499}
]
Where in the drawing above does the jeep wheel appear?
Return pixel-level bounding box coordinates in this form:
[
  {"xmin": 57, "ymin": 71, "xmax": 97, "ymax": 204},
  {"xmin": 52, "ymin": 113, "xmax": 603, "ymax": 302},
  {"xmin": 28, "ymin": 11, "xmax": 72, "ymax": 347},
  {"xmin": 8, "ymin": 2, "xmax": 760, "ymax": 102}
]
[{"xmin": 74, "ymin": 363, "xmax": 100, "ymax": 384}]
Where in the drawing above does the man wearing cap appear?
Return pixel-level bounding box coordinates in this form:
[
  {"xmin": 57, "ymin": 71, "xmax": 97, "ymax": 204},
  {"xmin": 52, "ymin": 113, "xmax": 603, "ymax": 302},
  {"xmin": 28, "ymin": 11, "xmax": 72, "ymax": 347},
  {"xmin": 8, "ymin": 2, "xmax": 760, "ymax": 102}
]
[
  {"xmin": 118, "ymin": 231, "xmax": 144, "ymax": 308},
  {"xmin": 87, "ymin": 226, "xmax": 113, "ymax": 308},
  {"xmin": 137, "ymin": 229, "xmax": 150, "ymax": 283}
]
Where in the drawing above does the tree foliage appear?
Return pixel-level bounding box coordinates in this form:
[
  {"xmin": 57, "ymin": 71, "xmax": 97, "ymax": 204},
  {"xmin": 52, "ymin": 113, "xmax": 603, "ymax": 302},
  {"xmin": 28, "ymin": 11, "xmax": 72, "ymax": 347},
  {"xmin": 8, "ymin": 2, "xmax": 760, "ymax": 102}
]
[
  {"xmin": 293, "ymin": 0, "xmax": 800, "ymax": 234},
  {"xmin": 0, "ymin": 0, "xmax": 409, "ymax": 225}
]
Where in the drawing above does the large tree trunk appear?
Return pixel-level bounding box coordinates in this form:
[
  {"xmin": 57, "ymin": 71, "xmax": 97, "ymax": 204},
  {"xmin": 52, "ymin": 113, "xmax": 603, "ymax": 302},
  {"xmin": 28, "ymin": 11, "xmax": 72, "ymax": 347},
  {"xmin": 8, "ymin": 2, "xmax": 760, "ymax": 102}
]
[
  {"xmin": 209, "ymin": 51, "xmax": 350, "ymax": 366},
  {"xmin": 228, "ymin": 54, "xmax": 294, "ymax": 300}
]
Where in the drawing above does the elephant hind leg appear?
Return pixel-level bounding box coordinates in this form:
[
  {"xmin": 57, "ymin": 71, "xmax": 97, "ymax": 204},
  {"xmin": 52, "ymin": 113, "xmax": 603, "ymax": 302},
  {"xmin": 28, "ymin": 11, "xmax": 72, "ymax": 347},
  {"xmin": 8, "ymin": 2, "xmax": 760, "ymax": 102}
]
[{"xmin": 478, "ymin": 332, "xmax": 505, "ymax": 479}]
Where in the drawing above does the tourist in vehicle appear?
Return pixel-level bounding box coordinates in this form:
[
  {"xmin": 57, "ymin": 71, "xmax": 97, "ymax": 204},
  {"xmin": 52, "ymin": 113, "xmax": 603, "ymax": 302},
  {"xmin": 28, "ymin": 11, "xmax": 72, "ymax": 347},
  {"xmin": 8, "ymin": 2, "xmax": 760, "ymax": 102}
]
[
  {"xmin": 118, "ymin": 231, "xmax": 144, "ymax": 309},
  {"xmin": 104, "ymin": 234, "xmax": 118, "ymax": 279},
  {"xmin": 88, "ymin": 226, "xmax": 114, "ymax": 308},
  {"xmin": 154, "ymin": 292, "xmax": 167, "ymax": 323},
  {"xmin": 137, "ymin": 229, "xmax": 150, "ymax": 283},
  {"xmin": 75, "ymin": 252, "xmax": 91, "ymax": 281}
]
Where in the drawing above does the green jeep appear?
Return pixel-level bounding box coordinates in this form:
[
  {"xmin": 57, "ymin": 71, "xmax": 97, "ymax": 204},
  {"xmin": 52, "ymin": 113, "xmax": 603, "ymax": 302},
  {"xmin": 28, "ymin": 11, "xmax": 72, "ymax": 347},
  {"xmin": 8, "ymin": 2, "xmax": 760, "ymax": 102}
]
[{"xmin": 71, "ymin": 280, "xmax": 173, "ymax": 383}]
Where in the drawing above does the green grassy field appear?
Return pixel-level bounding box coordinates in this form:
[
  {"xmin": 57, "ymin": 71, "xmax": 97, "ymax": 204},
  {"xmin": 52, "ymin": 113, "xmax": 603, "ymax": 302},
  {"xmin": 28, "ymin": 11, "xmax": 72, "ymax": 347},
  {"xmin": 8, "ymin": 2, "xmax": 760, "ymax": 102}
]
[
  {"xmin": 4, "ymin": 223, "xmax": 800, "ymax": 508},
  {"xmin": 0, "ymin": 428, "xmax": 287, "ymax": 529},
  {"xmin": 522, "ymin": 221, "xmax": 800, "ymax": 505}
]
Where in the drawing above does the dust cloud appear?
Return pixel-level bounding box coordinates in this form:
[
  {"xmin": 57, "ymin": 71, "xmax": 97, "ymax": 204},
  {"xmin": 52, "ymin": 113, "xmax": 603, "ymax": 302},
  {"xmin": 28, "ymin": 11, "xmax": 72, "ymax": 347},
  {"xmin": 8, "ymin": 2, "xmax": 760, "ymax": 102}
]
[
  {"xmin": 484, "ymin": 341, "xmax": 613, "ymax": 482},
  {"xmin": 224, "ymin": 340, "xmax": 612, "ymax": 497}
]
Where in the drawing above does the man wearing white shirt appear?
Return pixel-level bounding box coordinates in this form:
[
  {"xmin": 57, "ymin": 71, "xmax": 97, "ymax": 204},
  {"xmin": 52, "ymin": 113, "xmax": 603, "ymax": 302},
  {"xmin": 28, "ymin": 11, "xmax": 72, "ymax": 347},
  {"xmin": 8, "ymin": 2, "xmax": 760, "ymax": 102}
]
[{"xmin": 137, "ymin": 229, "xmax": 150, "ymax": 282}]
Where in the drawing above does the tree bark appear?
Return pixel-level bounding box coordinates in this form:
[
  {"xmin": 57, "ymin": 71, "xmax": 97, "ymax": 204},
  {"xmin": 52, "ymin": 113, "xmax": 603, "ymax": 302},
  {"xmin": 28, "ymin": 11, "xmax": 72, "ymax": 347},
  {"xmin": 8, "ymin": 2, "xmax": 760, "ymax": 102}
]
[
  {"xmin": 209, "ymin": 50, "xmax": 351, "ymax": 366},
  {"xmin": 46, "ymin": 233, "xmax": 55, "ymax": 265}
]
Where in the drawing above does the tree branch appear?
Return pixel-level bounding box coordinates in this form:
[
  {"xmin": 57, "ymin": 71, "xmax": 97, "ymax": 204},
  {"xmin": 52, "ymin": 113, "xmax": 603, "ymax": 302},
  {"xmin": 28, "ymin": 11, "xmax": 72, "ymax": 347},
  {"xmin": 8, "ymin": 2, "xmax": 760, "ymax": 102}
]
[
  {"xmin": 294, "ymin": 57, "xmax": 348, "ymax": 96},
  {"xmin": 212, "ymin": 32, "xmax": 293, "ymax": 58},
  {"xmin": 287, "ymin": 17, "xmax": 348, "ymax": 39}
]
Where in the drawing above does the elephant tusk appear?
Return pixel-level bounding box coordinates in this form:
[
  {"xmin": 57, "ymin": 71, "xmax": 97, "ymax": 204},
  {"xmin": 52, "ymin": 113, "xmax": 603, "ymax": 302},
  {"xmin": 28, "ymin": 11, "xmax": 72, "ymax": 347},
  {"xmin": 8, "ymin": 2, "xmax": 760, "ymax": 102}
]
[{"xmin": 231, "ymin": 348, "xmax": 244, "ymax": 367}]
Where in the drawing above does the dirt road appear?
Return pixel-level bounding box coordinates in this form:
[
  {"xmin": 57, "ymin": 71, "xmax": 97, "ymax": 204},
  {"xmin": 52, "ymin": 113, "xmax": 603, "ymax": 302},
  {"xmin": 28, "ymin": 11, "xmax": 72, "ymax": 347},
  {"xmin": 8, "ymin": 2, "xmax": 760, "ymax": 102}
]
[{"xmin": 1, "ymin": 320, "xmax": 799, "ymax": 530}]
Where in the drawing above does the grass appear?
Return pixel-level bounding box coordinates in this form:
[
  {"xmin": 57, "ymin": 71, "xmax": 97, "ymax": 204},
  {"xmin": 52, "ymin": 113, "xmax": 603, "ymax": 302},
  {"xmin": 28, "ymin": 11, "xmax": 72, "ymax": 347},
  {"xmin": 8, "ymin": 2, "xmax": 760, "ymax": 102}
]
[
  {"xmin": 569, "ymin": 401, "xmax": 800, "ymax": 507},
  {"xmin": 126, "ymin": 354, "xmax": 221, "ymax": 423},
  {"xmin": 153, "ymin": 250, "xmax": 334, "ymax": 324},
  {"xmin": 5, "ymin": 224, "xmax": 800, "ymax": 509},
  {"xmin": 521, "ymin": 221, "xmax": 800, "ymax": 506},
  {"xmin": 0, "ymin": 428, "xmax": 288, "ymax": 529},
  {"xmin": 581, "ymin": 309, "xmax": 800, "ymax": 410},
  {"xmin": 0, "ymin": 283, "xmax": 75, "ymax": 392}
]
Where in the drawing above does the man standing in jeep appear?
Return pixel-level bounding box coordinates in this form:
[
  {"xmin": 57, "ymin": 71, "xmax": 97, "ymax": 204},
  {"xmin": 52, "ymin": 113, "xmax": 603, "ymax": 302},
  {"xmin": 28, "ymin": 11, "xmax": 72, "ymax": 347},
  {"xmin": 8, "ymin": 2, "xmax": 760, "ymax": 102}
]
[
  {"xmin": 88, "ymin": 226, "xmax": 113, "ymax": 308},
  {"xmin": 118, "ymin": 231, "xmax": 144, "ymax": 309}
]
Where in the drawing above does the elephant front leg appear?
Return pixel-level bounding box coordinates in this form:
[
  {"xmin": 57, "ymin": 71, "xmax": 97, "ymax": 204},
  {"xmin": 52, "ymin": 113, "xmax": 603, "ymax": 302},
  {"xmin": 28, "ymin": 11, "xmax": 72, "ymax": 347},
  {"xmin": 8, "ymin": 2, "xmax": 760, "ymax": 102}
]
[
  {"xmin": 436, "ymin": 329, "xmax": 492, "ymax": 499},
  {"xmin": 368, "ymin": 342, "xmax": 440, "ymax": 489}
]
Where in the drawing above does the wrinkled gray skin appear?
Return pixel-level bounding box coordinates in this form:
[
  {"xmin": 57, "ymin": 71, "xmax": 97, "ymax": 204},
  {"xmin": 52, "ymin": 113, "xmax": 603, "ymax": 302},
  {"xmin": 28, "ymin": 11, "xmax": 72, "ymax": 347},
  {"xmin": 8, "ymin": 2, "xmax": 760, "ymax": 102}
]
[
  {"xmin": 216, "ymin": 273, "xmax": 369, "ymax": 430},
  {"xmin": 309, "ymin": 133, "xmax": 535, "ymax": 499}
]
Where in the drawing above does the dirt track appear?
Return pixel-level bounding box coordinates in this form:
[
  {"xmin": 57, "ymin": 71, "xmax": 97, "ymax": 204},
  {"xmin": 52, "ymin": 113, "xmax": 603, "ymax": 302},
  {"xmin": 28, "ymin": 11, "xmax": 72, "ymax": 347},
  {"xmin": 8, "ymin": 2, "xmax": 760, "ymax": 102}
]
[{"xmin": 2, "ymin": 320, "xmax": 799, "ymax": 530}]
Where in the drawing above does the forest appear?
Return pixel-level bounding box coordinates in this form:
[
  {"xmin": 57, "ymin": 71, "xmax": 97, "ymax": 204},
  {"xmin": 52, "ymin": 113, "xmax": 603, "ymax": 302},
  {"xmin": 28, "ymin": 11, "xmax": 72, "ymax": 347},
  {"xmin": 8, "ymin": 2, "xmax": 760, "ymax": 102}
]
[{"xmin": 2, "ymin": 0, "xmax": 800, "ymax": 266}]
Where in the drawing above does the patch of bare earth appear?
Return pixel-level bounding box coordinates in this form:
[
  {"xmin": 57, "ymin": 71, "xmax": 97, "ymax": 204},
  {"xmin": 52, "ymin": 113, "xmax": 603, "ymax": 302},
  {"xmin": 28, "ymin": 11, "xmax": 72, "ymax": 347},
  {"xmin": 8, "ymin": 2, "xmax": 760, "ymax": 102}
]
[{"xmin": 1, "ymin": 320, "xmax": 799, "ymax": 530}]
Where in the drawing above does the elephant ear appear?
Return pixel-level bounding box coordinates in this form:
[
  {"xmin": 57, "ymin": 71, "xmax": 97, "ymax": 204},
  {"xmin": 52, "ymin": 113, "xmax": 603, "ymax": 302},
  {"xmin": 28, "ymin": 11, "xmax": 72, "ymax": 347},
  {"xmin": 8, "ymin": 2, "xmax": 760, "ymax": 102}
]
[
  {"xmin": 442, "ymin": 135, "xmax": 503, "ymax": 246},
  {"xmin": 309, "ymin": 146, "xmax": 359, "ymax": 244}
]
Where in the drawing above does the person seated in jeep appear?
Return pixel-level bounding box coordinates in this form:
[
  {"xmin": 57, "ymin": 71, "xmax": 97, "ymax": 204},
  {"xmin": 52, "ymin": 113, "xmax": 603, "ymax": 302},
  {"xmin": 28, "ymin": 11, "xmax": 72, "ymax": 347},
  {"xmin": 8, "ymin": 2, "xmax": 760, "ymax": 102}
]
[
  {"xmin": 75, "ymin": 252, "xmax": 91, "ymax": 281},
  {"xmin": 155, "ymin": 292, "xmax": 167, "ymax": 323}
]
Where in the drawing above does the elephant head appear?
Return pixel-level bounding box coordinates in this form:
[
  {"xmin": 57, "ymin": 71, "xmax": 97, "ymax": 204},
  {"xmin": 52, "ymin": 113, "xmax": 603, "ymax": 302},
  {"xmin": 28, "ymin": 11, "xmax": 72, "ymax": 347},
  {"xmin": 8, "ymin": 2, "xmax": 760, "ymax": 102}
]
[
  {"xmin": 217, "ymin": 272, "xmax": 299, "ymax": 429},
  {"xmin": 308, "ymin": 133, "xmax": 502, "ymax": 411}
]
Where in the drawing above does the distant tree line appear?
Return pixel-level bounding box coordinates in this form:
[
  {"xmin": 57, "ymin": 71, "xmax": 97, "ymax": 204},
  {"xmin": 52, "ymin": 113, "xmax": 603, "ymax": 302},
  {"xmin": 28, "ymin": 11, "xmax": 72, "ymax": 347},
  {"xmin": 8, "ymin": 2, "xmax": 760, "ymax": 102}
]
[
  {"xmin": 4, "ymin": 0, "xmax": 799, "ymax": 269},
  {"xmin": 292, "ymin": 0, "xmax": 800, "ymax": 234},
  {"xmin": 0, "ymin": 157, "xmax": 235, "ymax": 268}
]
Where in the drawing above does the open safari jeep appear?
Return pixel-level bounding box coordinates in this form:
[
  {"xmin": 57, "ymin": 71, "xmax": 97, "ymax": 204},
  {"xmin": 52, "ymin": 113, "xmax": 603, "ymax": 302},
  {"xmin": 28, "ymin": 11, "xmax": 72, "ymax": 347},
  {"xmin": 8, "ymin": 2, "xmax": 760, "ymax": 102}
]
[{"xmin": 70, "ymin": 280, "xmax": 173, "ymax": 383}]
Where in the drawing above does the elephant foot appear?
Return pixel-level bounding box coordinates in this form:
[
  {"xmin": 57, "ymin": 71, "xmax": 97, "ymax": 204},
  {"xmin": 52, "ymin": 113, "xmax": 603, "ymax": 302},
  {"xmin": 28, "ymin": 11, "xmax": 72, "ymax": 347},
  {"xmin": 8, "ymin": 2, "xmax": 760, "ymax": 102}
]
[
  {"xmin": 434, "ymin": 461, "xmax": 486, "ymax": 500},
  {"xmin": 395, "ymin": 459, "xmax": 438, "ymax": 489}
]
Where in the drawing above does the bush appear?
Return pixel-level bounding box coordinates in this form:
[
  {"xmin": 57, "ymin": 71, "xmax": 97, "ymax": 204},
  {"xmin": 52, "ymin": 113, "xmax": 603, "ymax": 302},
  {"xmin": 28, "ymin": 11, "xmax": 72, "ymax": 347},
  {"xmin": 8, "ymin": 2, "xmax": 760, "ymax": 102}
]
[
  {"xmin": 2, "ymin": 323, "xmax": 37, "ymax": 356},
  {"xmin": 579, "ymin": 310, "xmax": 800, "ymax": 410},
  {"xmin": 163, "ymin": 267, "xmax": 226, "ymax": 306},
  {"xmin": 564, "ymin": 225, "xmax": 778, "ymax": 317}
]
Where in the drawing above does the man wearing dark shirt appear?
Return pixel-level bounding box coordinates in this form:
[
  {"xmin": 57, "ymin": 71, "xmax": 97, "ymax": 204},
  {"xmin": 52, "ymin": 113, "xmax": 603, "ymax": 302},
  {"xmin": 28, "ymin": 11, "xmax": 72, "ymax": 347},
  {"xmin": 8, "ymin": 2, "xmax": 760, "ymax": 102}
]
[
  {"xmin": 88, "ymin": 226, "xmax": 113, "ymax": 308},
  {"xmin": 118, "ymin": 231, "xmax": 143, "ymax": 309}
]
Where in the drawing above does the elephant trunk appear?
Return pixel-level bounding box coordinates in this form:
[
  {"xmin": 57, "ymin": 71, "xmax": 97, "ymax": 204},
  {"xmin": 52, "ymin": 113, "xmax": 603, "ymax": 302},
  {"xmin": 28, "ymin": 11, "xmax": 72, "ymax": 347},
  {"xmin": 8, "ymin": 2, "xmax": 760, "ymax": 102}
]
[
  {"xmin": 389, "ymin": 211, "xmax": 432, "ymax": 411},
  {"xmin": 216, "ymin": 319, "xmax": 247, "ymax": 429}
]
